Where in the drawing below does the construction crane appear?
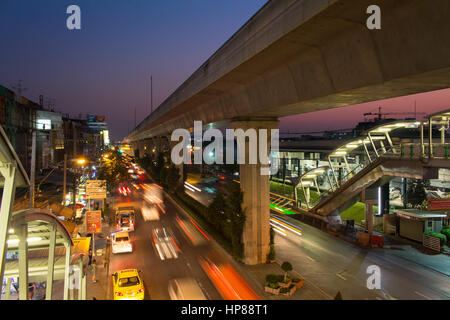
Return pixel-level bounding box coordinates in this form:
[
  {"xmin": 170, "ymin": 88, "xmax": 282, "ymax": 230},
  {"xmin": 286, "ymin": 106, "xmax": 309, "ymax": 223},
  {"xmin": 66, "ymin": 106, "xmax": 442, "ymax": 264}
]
[{"xmin": 364, "ymin": 106, "xmax": 426, "ymax": 121}]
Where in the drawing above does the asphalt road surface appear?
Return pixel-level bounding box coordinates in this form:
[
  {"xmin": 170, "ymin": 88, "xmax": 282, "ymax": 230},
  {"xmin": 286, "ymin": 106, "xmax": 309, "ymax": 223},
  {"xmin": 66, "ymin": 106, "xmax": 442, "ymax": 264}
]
[{"xmin": 107, "ymin": 185, "xmax": 253, "ymax": 300}]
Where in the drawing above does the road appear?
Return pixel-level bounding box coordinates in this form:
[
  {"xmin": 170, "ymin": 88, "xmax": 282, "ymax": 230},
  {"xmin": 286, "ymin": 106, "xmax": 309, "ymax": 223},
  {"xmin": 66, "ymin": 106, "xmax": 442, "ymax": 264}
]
[
  {"xmin": 272, "ymin": 212, "xmax": 450, "ymax": 300},
  {"xmin": 107, "ymin": 181, "xmax": 259, "ymax": 300}
]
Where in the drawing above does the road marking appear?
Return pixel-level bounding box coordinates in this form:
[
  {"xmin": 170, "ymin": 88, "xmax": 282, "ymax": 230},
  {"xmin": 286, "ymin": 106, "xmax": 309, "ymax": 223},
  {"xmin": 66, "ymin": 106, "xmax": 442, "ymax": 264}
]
[
  {"xmin": 381, "ymin": 290, "xmax": 398, "ymax": 300},
  {"xmin": 290, "ymin": 268, "xmax": 333, "ymax": 300},
  {"xmin": 414, "ymin": 291, "xmax": 432, "ymax": 300},
  {"xmin": 336, "ymin": 273, "xmax": 347, "ymax": 281}
]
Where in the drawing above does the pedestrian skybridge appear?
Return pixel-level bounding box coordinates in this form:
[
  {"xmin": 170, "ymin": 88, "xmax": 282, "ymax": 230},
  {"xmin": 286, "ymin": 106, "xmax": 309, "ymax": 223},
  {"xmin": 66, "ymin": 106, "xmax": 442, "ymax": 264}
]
[{"xmin": 294, "ymin": 110, "xmax": 450, "ymax": 217}]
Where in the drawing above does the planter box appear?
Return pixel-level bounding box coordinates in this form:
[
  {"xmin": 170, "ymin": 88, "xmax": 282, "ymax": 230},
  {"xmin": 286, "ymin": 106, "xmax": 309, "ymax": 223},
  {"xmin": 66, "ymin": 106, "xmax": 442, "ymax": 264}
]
[
  {"xmin": 292, "ymin": 278, "xmax": 304, "ymax": 289},
  {"xmin": 264, "ymin": 286, "xmax": 281, "ymax": 295},
  {"xmin": 423, "ymin": 234, "xmax": 441, "ymax": 252},
  {"xmin": 278, "ymin": 279, "xmax": 292, "ymax": 288},
  {"xmin": 281, "ymin": 285, "xmax": 297, "ymax": 296}
]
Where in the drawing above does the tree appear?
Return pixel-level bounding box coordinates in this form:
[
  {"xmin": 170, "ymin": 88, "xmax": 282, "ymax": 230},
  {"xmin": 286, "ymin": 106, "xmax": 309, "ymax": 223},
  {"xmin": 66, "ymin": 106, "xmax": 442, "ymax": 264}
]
[
  {"xmin": 267, "ymin": 227, "xmax": 276, "ymax": 262},
  {"xmin": 224, "ymin": 182, "xmax": 245, "ymax": 260},
  {"xmin": 98, "ymin": 150, "xmax": 128, "ymax": 192},
  {"xmin": 207, "ymin": 192, "xmax": 227, "ymax": 233},
  {"xmin": 281, "ymin": 261, "xmax": 293, "ymax": 283},
  {"xmin": 406, "ymin": 179, "xmax": 429, "ymax": 208},
  {"xmin": 165, "ymin": 165, "xmax": 181, "ymax": 193}
]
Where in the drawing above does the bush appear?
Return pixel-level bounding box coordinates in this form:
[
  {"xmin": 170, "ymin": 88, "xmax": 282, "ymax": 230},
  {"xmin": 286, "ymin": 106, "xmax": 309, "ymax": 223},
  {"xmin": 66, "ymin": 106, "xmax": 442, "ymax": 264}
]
[
  {"xmin": 334, "ymin": 291, "xmax": 343, "ymax": 300},
  {"xmin": 424, "ymin": 230, "xmax": 447, "ymax": 245},
  {"xmin": 280, "ymin": 287, "xmax": 289, "ymax": 294},
  {"xmin": 441, "ymin": 227, "xmax": 450, "ymax": 240},
  {"xmin": 265, "ymin": 274, "xmax": 283, "ymax": 288}
]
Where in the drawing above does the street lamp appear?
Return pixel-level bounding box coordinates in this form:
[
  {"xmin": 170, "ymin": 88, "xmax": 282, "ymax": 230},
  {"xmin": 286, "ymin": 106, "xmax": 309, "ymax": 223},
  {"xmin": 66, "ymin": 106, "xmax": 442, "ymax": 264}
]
[{"xmin": 72, "ymin": 158, "xmax": 88, "ymax": 219}]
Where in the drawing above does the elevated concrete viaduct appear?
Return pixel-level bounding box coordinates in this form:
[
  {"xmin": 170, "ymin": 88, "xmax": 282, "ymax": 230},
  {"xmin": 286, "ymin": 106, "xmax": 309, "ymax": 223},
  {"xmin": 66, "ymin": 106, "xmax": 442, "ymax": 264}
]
[{"xmin": 126, "ymin": 0, "xmax": 450, "ymax": 264}]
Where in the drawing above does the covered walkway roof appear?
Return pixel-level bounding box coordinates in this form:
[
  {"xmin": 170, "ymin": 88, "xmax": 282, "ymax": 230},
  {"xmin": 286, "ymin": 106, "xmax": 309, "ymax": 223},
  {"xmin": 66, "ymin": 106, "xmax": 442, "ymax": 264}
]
[
  {"xmin": 427, "ymin": 108, "xmax": 450, "ymax": 124},
  {"xmin": 7, "ymin": 209, "xmax": 73, "ymax": 251},
  {"xmin": 328, "ymin": 120, "xmax": 421, "ymax": 157}
]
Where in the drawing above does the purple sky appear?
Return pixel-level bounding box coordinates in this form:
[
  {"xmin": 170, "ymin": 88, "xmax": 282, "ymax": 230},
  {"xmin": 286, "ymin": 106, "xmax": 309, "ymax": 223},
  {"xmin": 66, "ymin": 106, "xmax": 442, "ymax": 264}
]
[{"xmin": 1, "ymin": 0, "xmax": 449, "ymax": 141}]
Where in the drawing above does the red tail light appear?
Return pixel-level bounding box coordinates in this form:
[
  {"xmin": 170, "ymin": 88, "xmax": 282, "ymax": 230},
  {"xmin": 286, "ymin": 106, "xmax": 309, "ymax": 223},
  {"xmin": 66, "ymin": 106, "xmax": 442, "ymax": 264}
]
[
  {"xmin": 115, "ymin": 292, "xmax": 123, "ymax": 296},
  {"xmin": 138, "ymin": 288, "xmax": 144, "ymax": 293}
]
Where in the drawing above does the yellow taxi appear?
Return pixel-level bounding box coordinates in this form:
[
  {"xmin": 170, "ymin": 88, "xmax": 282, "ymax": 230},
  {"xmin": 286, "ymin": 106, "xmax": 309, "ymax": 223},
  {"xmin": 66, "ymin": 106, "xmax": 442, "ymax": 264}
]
[{"xmin": 112, "ymin": 269, "xmax": 145, "ymax": 300}]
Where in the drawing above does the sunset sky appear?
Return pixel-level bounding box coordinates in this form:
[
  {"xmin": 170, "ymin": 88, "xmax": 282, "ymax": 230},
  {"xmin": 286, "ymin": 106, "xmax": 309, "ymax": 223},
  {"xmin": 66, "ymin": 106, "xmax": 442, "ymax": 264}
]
[{"xmin": 1, "ymin": 0, "xmax": 449, "ymax": 141}]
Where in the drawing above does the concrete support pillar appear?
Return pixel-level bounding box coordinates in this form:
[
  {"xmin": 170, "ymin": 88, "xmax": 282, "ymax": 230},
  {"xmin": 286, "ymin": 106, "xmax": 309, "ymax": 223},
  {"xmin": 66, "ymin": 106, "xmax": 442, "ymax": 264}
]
[
  {"xmin": 138, "ymin": 141, "xmax": 146, "ymax": 159},
  {"xmin": 0, "ymin": 164, "xmax": 16, "ymax": 289},
  {"xmin": 45, "ymin": 223, "xmax": 57, "ymax": 300},
  {"xmin": 230, "ymin": 119, "xmax": 279, "ymax": 265},
  {"xmin": 156, "ymin": 136, "xmax": 165, "ymax": 154},
  {"xmin": 379, "ymin": 183, "xmax": 390, "ymax": 215},
  {"xmin": 78, "ymin": 260, "xmax": 83, "ymax": 300},
  {"xmin": 169, "ymin": 137, "xmax": 184, "ymax": 185},
  {"xmin": 365, "ymin": 202, "xmax": 374, "ymax": 235},
  {"xmin": 81, "ymin": 271, "xmax": 87, "ymax": 300},
  {"xmin": 402, "ymin": 178, "xmax": 407, "ymax": 208},
  {"xmin": 17, "ymin": 221, "xmax": 28, "ymax": 300},
  {"xmin": 63, "ymin": 242, "xmax": 71, "ymax": 300},
  {"xmin": 143, "ymin": 138, "xmax": 154, "ymax": 157},
  {"xmin": 131, "ymin": 142, "xmax": 139, "ymax": 158}
]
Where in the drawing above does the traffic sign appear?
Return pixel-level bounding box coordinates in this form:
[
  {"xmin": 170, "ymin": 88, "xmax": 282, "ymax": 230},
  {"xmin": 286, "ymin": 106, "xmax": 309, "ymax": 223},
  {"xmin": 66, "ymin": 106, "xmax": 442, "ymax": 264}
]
[
  {"xmin": 86, "ymin": 180, "xmax": 106, "ymax": 199},
  {"xmin": 85, "ymin": 210, "xmax": 102, "ymax": 233}
]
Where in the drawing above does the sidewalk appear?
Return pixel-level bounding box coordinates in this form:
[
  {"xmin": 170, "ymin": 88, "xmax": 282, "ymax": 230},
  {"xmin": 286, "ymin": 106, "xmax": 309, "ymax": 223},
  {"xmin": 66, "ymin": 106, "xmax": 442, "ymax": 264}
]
[
  {"xmin": 381, "ymin": 235, "xmax": 450, "ymax": 276},
  {"xmin": 85, "ymin": 220, "xmax": 112, "ymax": 300}
]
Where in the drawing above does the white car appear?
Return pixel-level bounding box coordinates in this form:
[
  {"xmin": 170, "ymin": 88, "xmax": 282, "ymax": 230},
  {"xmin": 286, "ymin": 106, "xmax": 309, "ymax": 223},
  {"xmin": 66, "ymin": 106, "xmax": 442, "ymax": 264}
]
[
  {"xmin": 112, "ymin": 232, "xmax": 133, "ymax": 254},
  {"xmin": 152, "ymin": 228, "xmax": 179, "ymax": 260},
  {"xmin": 168, "ymin": 278, "xmax": 206, "ymax": 300},
  {"xmin": 141, "ymin": 204, "xmax": 159, "ymax": 221}
]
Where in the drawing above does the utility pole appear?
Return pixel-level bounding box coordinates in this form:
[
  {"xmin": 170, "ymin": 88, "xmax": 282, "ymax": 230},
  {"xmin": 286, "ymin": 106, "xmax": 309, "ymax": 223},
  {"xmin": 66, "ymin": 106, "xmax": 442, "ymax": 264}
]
[
  {"xmin": 12, "ymin": 80, "xmax": 28, "ymax": 95},
  {"xmin": 72, "ymin": 170, "xmax": 77, "ymax": 219},
  {"xmin": 63, "ymin": 153, "xmax": 67, "ymax": 203},
  {"xmin": 414, "ymin": 100, "xmax": 417, "ymax": 119},
  {"xmin": 150, "ymin": 75, "xmax": 153, "ymax": 114},
  {"xmin": 29, "ymin": 130, "xmax": 36, "ymax": 208}
]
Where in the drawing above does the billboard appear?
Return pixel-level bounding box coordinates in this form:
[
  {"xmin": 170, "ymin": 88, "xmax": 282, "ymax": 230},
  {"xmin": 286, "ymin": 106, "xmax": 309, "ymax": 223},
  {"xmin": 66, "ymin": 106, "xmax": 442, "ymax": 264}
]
[
  {"xmin": 87, "ymin": 114, "xmax": 106, "ymax": 122},
  {"xmin": 102, "ymin": 130, "xmax": 110, "ymax": 145}
]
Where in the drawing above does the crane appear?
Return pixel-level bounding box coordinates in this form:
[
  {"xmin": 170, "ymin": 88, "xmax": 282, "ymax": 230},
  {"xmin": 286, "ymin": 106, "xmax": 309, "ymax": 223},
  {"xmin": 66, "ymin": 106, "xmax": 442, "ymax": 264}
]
[{"xmin": 364, "ymin": 106, "xmax": 426, "ymax": 120}]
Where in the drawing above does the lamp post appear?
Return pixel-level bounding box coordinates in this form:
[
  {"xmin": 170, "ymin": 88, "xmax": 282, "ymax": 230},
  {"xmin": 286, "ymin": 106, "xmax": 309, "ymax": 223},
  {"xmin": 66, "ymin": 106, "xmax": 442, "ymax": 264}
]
[{"xmin": 72, "ymin": 158, "xmax": 87, "ymax": 219}]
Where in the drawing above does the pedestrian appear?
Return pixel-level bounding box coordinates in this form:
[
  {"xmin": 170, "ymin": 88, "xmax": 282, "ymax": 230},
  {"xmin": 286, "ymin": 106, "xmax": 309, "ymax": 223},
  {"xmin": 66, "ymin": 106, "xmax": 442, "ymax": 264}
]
[
  {"xmin": 28, "ymin": 283, "xmax": 35, "ymax": 300},
  {"xmin": 88, "ymin": 248, "xmax": 93, "ymax": 266},
  {"xmin": 104, "ymin": 237, "xmax": 111, "ymax": 268}
]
